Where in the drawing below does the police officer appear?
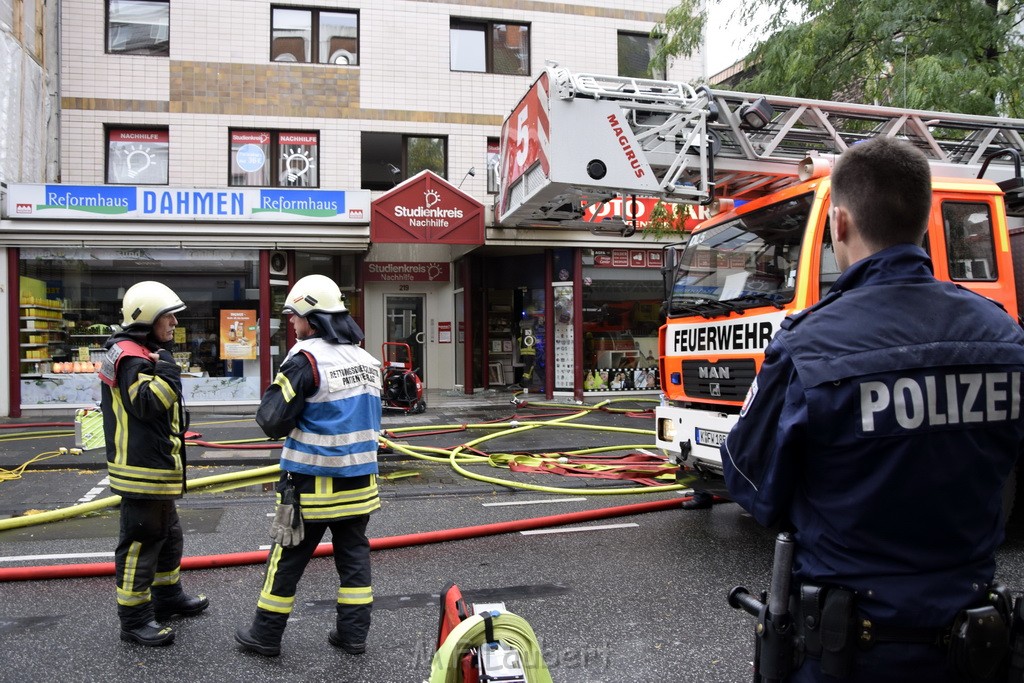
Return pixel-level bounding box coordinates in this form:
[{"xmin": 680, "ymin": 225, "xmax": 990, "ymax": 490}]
[
  {"xmin": 235, "ymin": 274, "xmax": 382, "ymax": 657},
  {"xmin": 722, "ymin": 137, "xmax": 1024, "ymax": 681},
  {"xmin": 100, "ymin": 281, "xmax": 208, "ymax": 647}
]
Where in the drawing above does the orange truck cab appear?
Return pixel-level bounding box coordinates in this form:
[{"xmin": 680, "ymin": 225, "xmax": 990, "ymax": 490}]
[{"xmin": 655, "ymin": 170, "xmax": 1023, "ymax": 508}]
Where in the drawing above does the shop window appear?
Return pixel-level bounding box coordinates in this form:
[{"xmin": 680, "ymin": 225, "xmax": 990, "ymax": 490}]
[
  {"xmin": 450, "ymin": 18, "xmax": 529, "ymax": 75},
  {"xmin": 582, "ymin": 249, "xmax": 665, "ymax": 392},
  {"xmin": 618, "ymin": 31, "xmax": 664, "ymax": 80},
  {"xmin": 106, "ymin": 127, "xmax": 169, "ymax": 185},
  {"xmin": 361, "ymin": 132, "xmax": 447, "ymax": 190},
  {"xmin": 229, "ymin": 130, "xmax": 319, "ymax": 188},
  {"xmin": 19, "ymin": 247, "xmax": 262, "ymax": 407},
  {"xmin": 271, "ymin": 6, "xmax": 359, "ymax": 64},
  {"xmin": 943, "ymin": 202, "xmax": 996, "ymax": 281},
  {"xmin": 106, "ymin": 0, "xmax": 169, "ymax": 56}
]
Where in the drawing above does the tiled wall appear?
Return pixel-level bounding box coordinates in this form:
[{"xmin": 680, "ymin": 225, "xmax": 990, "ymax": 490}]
[{"xmin": 60, "ymin": 0, "xmax": 702, "ymax": 193}]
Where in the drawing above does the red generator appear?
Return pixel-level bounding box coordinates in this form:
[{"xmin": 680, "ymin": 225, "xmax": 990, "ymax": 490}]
[{"xmin": 381, "ymin": 342, "xmax": 426, "ymax": 414}]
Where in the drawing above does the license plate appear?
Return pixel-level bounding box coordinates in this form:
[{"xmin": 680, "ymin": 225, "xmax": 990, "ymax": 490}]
[{"xmin": 694, "ymin": 427, "xmax": 728, "ymax": 447}]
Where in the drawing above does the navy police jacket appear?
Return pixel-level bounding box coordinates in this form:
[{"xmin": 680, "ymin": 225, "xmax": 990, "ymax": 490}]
[{"xmin": 722, "ymin": 244, "xmax": 1024, "ymax": 627}]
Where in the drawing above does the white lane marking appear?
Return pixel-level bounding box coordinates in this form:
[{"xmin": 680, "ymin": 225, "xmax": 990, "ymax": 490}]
[
  {"xmin": 482, "ymin": 497, "xmax": 584, "ymax": 507},
  {"xmin": 77, "ymin": 476, "xmax": 110, "ymax": 503},
  {"xmin": 0, "ymin": 551, "xmax": 114, "ymax": 563},
  {"xmin": 520, "ymin": 523, "xmax": 638, "ymax": 536},
  {"xmin": 258, "ymin": 544, "xmax": 272, "ymax": 550}
]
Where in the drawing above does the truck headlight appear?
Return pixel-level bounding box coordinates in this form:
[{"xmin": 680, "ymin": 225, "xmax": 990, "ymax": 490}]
[{"xmin": 657, "ymin": 417, "xmax": 676, "ymax": 442}]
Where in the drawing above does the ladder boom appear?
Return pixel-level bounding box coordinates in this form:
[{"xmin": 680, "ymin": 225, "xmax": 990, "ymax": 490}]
[{"xmin": 495, "ymin": 65, "xmax": 1024, "ymax": 228}]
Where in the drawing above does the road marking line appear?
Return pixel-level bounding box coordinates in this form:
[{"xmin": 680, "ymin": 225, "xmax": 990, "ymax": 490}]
[
  {"xmin": 483, "ymin": 497, "xmax": 584, "ymax": 507},
  {"xmin": 0, "ymin": 551, "xmax": 114, "ymax": 563},
  {"xmin": 77, "ymin": 476, "xmax": 110, "ymax": 503},
  {"xmin": 520, "ymin": 523, "xmax": 638, "ymax": 536}
]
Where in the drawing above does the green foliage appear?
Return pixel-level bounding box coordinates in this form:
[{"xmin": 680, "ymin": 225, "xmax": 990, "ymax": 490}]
[
  {"xmin": 407, "ymin": 137, "xmax": 446, "ymax": 177},
  {"xmin": 641, "ymin": 200, "xmax": 690, "ymax": 240},
  {"xmin": 655, "ymin": 0, "xmax": 1024, "ymax": 117}
]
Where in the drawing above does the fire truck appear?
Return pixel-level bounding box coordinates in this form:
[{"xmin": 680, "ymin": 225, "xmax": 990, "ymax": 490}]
[{"xmin": 495, "ymin": 65, "xmax": 1024, "ymax": 516}]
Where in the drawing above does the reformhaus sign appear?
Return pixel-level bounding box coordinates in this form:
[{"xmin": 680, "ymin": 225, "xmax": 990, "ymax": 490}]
[{"xmin": 4, "ymin": 184, "xmax": 371, "ymax": 223}]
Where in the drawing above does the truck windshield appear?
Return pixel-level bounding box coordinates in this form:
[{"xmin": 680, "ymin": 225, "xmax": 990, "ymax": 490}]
[{"xmin": 668, "ymin": 193, "xmax": 813, "ymax": 315}]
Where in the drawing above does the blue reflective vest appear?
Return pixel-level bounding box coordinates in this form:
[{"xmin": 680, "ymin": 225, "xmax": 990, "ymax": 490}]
[
  {"xmin": 723, "ymin": 244, "xmax": 1024, "ymax": 627},
  {"xmin": 280, "ymin": 338, "xmax": 382, "ymax": 478}
]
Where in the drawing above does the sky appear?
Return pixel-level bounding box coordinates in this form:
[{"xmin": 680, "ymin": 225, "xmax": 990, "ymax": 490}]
[{"xmin": 704, "ymin": 1, "xmax": 766, "ymax": 76}]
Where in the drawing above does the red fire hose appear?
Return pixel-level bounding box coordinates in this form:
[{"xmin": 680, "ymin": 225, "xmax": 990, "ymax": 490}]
[{"xmin": 0, "ymin": 495, "xmax": 695, "ymax": 582}]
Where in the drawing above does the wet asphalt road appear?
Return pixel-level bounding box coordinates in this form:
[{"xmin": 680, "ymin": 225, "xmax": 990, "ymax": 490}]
[{"xmin": 2, "ymin": 396, "xmax": 1024, "ymax": 682}]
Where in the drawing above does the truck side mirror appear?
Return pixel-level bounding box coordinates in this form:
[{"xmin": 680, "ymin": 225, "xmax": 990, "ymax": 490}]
[
  {"xmin": 662, "ymin": 246, "xmax": 679, "ymax": 306},
  {"xmin": 978, "ymin": 148, "xmax": 1024, "ymax": 215}
]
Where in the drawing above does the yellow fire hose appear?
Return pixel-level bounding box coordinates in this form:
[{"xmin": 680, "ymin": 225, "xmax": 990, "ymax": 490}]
[{"xmin": 0, "ymin": 397, "xmax": 686, "ymax": 530}]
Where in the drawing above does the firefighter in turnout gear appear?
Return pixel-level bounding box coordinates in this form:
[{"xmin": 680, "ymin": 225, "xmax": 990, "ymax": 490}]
[
  {"xmin": 515, "ymin": 314, "xmax": 537, "ymax": 389},
  {"xmin": 100, "ymin": 281, "xmax": 208, "ymax": 647},
  {"xmin": 235, "ymin": 274, "xmax": 383, "ymax": 658},
  {"xmin": 722, "ymin": 138, "xmax": 1024, "ymax": 681}
]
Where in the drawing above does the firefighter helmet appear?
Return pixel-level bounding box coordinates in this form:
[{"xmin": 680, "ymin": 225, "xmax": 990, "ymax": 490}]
[
  {"xmin": 282, "ymin": 274, "xmax": 348, "ymax": 317},
  {"xmin": 120, "ymin": 281, "xmax": 186, "ymax": 328}
]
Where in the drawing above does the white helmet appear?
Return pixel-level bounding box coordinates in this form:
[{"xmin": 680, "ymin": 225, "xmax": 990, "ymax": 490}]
[
  {"xmin": 282, "ymin": 274, "xmax": 348, "ymax": 317},
  {"xmin": 121, "ymin": 281, "xmax": 186, "ymax": 327}
]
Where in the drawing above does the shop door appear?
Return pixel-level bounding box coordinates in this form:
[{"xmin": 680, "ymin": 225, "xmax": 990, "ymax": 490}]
[{"xmin": 385, "ymin": 294, "xmax": 426, "ymax": 384}]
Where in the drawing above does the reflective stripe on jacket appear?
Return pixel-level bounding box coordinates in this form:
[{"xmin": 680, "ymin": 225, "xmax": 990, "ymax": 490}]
[{"xmin": 279, "ymin": 472, "xmax": 381, "ymax": 521}]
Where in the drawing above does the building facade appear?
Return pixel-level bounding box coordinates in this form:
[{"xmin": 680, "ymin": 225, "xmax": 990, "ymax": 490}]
[{"xmin": 0, "ymin": 0, "xmax": 702, "ymax": 415}]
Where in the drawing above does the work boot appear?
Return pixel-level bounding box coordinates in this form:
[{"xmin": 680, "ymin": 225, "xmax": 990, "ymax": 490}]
[
  {"xmin": 121, "ymin": 620, "xmax": 175, "ymax": 647},
  {"xmin": 235, "ymin": 609, "xmax": 288, "ymax": 657},
  {"xmin": 681, "ymin": 490, "xmax": 714, "ymax": 510},
  {"xmin": 328, "ymin": 629, "xmax": 366, "ymax": 655},
  {"xmin": 119, "ymin": 602, "xmax": 174, "ymax": 646},
  {"xmin": 153, "ymin": 585, "xmax": 210, "ymax": 620},
  {"xmin": 235, "ymin": 628, "xmax": 281, "ymax": 657}
]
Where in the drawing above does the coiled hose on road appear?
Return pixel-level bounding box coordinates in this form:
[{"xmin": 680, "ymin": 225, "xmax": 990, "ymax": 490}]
[{"xmin": 428, "ymin": 609, "xmax": 553, "ymax": 683}]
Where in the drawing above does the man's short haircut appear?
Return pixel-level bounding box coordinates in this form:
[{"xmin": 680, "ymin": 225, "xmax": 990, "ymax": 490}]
[{"xmin": 830, "ymin": 137, "xmax": 932, "ymax": 248}]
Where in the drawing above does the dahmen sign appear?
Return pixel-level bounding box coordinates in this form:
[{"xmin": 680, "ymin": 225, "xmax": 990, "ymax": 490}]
[
  {"xmin": 5, "ymin": 183, "xmax": 370, "ymax": 223},
  {"xmin": 370, "ymin": 170, "xmax": 484, "ymax": 244}
]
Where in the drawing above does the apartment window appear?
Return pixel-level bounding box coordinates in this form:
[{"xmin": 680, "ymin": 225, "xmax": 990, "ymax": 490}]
[
  {"xmin": 361, "ymin": 133, "xmax": 447, "ymax": 191},
  {"xmin": 106, "ymin": 127, "xmax": 169, "ymax": 184},
  {"xmin": 271, "ymin": 6, "xmax": 359, "ymax": 64},
  {"xmin": 230, "ymin": 130, "xmax": 320, "ymax": 187},
  {"xmin": 450, "ymin": 19, "xmax": 529, "ymax": 75},
  {"xmin": 618, "ymin": 31, "xmax": 664, "ymax": 80},
  {"xmin": 107, "ymin": 0, "xmax": 169, "ymax": 56}
]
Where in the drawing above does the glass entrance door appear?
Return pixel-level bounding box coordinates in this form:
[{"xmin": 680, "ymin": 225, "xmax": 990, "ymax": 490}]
[{"xmin": 384, "ymin": 294, "xmax": 426, "ymax": 384}]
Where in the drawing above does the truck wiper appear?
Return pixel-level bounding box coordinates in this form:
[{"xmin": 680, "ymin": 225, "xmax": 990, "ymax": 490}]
[
  {"xmin": 725, "ymin": 293, "xmax": 785, "ymax": 310},
  {"xmin": 670, "ymin": 297, "xmax": 744, "ymax": 319}
]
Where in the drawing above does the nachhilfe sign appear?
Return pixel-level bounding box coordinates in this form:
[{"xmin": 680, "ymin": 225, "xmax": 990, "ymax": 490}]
[
  {"xmin": 362, "ymin": 261, "xmax": 451, "ymax": 282},
  {"xmin": 371, "ymin": 170, "xmax": 483, "ymax": 244},
  {"xmin": 5, "ymin": 183, "xmax": 371, "ymax": 223},
  {"xmin": 393, "ymin": 197, "xmax": 464, "ymax": 226}
]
